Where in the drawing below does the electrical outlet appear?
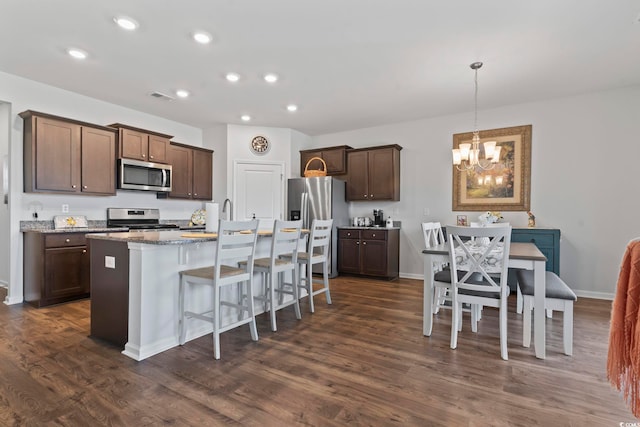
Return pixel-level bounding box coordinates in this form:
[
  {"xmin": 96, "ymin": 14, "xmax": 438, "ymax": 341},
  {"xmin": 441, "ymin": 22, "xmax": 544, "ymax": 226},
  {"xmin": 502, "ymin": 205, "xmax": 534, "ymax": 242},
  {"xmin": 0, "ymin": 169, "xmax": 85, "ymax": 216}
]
[
  {"xmin": 62, "ymin": 204, "xmax": 69, "ymax": 213},
  {"xmin": 105, "ymin": 256, "xmax": 115, "ymax": 269}
]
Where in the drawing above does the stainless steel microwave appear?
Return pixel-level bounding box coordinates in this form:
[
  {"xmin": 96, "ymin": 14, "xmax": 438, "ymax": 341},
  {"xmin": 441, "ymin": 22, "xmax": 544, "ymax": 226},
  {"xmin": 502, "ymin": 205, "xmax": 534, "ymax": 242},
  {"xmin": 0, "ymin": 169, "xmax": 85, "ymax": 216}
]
[{"xmin": 118, "ymin": 158, "xmax": 172, "ymax": 192}]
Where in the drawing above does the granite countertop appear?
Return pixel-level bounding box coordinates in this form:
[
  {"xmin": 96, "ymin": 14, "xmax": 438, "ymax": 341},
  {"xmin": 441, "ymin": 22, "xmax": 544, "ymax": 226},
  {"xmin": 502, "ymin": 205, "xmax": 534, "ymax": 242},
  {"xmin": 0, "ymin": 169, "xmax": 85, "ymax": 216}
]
[
  {"xmin": 85, "ymin": 228, "xmax": 302, "ymax": 245},
  {"xmin": 20, "ymin": 220, "xmax": 205, "ymax": 233}
]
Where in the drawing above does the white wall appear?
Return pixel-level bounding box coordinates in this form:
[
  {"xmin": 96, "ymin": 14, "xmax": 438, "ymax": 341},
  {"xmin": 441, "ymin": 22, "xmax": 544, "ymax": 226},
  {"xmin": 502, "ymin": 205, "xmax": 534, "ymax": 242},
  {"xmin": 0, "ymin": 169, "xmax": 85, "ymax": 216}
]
[
  {"xmin": 0, "ymin": 71, "xmax": 205, "ymax": 304},
  {"xmin": 313, "ymin": 85, "xmax": 640, "ymax": 299},
  {"xmin": 0, "ymin": 103, "xmax": 9, "ymax": 287}
]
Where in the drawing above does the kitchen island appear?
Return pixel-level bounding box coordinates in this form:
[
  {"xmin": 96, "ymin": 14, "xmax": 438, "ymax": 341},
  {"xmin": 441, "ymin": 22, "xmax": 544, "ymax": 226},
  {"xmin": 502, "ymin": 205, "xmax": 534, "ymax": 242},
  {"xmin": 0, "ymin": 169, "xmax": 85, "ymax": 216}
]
[{"xmin": 87, "ymin": 230, "xmax": 301, "ymax": 361}]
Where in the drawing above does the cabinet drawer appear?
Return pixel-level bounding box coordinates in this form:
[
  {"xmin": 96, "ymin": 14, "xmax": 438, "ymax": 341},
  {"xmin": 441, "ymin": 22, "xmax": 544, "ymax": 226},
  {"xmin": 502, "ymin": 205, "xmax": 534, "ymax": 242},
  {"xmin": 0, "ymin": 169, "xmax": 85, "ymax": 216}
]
[
  {"xmin": 362, "ymin": 229, "xmax": 386, "ymax": 240},
  {"xmin": 45, "ymin": 233, "xmax": 86, "ymax": 248},
  {"xmin": 339, "ymin": 229, "xmax": 360, "ymax": 239},
  {"xmin": 511, "ymin": 232, "xmax": 555, "ymax": 247}
]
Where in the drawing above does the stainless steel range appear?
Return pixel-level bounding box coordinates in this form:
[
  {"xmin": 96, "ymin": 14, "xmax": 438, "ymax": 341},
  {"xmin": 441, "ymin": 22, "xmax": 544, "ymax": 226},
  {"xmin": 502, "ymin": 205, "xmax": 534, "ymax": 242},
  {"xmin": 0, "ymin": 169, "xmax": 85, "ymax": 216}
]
[{"xmin": 107, "ymin": 208, "xmax": 179, "ymax": 230}]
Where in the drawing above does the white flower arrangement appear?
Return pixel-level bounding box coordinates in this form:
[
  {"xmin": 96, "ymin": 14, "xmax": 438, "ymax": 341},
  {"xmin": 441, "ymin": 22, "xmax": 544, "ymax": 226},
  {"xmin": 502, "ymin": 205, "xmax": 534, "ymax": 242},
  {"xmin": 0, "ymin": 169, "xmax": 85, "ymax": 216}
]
[{"xmin": 478, "ymin": 211, "xmax": 503, "ymax": 225}]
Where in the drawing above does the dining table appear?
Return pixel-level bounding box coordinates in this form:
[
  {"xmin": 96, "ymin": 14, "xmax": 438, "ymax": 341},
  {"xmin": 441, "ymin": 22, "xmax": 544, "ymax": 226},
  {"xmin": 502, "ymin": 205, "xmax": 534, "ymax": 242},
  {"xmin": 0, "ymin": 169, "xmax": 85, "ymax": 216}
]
[{"xmin": 423, "ymin": 241, "xmax": 548, "ymax": 359}]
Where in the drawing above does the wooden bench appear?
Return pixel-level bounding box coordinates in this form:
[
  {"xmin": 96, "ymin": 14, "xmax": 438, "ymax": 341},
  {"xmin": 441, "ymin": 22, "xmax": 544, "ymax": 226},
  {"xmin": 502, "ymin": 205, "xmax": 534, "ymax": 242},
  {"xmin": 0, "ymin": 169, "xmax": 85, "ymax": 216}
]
[{"xmin": 517, "ymin": 270, "xmax": 577, "ymax": 356}]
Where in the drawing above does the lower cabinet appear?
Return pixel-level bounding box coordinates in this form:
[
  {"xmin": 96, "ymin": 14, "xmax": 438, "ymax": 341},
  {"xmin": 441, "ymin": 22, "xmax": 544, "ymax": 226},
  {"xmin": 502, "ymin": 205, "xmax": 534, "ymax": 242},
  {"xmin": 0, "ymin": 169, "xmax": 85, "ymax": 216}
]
[
  {"xmin": 23, "ymin": 231, "xmax": 90, "ymax": 307},
  {"xmin": 508, "ymin": 227, "xmax": 561, "ymax": 291},
  {"xmin": 338, "ymin": 228, "xmax": 399, "ymax": 279}
]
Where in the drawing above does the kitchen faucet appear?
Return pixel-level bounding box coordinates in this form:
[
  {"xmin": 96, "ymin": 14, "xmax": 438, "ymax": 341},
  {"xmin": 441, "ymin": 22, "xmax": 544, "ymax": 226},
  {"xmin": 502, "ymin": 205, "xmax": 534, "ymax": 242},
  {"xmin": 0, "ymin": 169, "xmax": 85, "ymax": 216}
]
[{"xmin": 222, "ymin": 198, "xmax": 233, "ymax": 220}]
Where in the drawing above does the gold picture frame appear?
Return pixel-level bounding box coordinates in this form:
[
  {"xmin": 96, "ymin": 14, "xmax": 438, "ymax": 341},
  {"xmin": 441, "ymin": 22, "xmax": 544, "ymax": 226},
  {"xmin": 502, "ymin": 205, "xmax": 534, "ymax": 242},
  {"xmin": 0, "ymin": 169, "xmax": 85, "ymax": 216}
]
[{"xmin": 452, "ymin": 124, "xmax": 531, "ymax": 211}]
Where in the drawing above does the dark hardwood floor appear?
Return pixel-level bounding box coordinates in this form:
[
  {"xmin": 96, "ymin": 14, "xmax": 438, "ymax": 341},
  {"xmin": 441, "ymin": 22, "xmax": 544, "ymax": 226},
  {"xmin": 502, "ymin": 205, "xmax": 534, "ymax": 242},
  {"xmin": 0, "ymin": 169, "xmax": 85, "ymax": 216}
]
[{"xmin": 0, "ymin": 277, "xmax": 633, "ymax": 426}]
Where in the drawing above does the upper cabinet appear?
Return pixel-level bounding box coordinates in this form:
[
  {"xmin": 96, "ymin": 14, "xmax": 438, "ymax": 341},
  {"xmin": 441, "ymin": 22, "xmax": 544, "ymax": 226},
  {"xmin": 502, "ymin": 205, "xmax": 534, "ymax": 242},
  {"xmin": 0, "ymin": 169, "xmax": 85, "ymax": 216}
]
[
  {"xmin": 346, "ymin": 144, "xmax": 402, "ymax": 201},
  {"xmin": 20, "ymin": 110, "xmax": 116, "ymax": 196},
  {"xmin": 108, "ymin": 123, "xmax": 173, "ymax": 164},
  {"xmin": 300, "ymin": 145, "xmax": 352, "ymax": 176},
  {"xmin": 166, "ymin": 142, "xmax": 213, "ymax": 200}
]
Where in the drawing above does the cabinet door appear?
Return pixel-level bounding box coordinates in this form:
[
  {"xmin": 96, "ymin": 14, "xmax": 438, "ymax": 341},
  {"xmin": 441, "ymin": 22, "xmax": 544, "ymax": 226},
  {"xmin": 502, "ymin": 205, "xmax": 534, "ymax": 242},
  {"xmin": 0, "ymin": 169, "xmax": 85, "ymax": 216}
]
[
  {"xmin": 368, "ymin": 147, "xmax": 397, "ymax": 200},
  {"xmin": 361, "ymin": 239, "xmax": 388, "ymax": 276},
  {"xmin": 35, "ymin": 117, "xmax": 81, "ymax": 193},
  {"xmin": 167, "ymin": 144, "xmax": 193, "ymax": 198},
  {"xmin": 338, "ymin": 237, "xmax": 361, "ymax": 274},
  {"xmin": 120, "ymin": 128, "xmax": 148, "ymax": 161},
  {"xmin": 346, "ymin": 151, "xmax": 369, "ymax": 201},
  {"xmin": 321, "ymin": 149, "xmax": 347, "ymax": 175},
  {"xmin": 148, "ymin": 135, "xmax": 169, "ymax": 163},
  {"xmin": 192, "ymin": 149, "xmax": 212, "ymax": 200},
  {"xmin": 81, "ymin": 127, "xmax": 116, "ymax": 195},
  {"xmin": 44, "ymin": 246, "xmax": 89, "ymax": 300}
]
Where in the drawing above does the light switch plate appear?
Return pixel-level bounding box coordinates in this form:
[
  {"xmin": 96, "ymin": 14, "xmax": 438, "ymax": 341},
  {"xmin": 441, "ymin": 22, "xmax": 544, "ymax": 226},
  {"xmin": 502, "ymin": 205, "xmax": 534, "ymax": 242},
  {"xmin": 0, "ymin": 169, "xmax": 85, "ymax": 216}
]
[{"xmin": 105, "ymin": 256, "xmax": 115, "ymax": 269}]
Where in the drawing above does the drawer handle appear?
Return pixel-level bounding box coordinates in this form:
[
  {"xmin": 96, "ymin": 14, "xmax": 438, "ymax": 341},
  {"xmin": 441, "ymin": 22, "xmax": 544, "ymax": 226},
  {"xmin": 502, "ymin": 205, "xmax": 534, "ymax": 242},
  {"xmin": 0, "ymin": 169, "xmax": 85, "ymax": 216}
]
[
  {"xmin": 83, "ymin": 185, "xmax": 87, "ymax": 189},
  {"xmin": 142, "ymin": 154, "xmax": 146, "ymax": 158},
  {"xmin": 82, "ymin": 249, "xmax": 87, "ymax": 253},
  {"xmin": 71, "ymin": 185, "xmax": 76, "ymax": 189},
  {"xmin": 372, "ymin": 233, "xmax": 376, "ymax": 237},
  {"xmin": 363, "ymin": 241, "xmax": 367, "ymax": 245},
  {"xmin": 149, "ymin": 155, "xmax": 154, "ymax": 159},
  {"xmin": 356, "ymin": 241, "xmax": 359, "ymax": 245},
  {"xmin": 65, "ymin": 239, "xmax": 70, "ymax": 243}
]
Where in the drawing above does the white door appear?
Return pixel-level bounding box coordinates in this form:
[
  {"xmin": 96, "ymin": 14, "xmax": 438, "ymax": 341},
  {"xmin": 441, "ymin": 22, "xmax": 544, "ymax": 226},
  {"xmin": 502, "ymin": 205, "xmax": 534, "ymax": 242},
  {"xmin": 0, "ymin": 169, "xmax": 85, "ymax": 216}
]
[{"xmin": 233, "ymin": 161, "xmax": 284, "ymax": 225}]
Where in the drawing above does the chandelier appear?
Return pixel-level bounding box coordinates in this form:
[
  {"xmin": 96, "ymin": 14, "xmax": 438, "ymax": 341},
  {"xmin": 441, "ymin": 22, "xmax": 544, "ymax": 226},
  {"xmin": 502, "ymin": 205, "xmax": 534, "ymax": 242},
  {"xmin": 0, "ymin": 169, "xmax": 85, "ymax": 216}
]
[{"xmin": 452, "ymin": 62, "xmax": 501, "ymax": 171}]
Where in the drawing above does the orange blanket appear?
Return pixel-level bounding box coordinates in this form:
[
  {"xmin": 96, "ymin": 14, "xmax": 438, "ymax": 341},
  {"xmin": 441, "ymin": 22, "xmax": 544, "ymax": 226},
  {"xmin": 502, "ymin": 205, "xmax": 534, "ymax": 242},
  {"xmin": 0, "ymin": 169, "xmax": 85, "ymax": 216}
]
[{"xmin": 608, "ymin": 240, "xmax": 640, "ymax": 417}]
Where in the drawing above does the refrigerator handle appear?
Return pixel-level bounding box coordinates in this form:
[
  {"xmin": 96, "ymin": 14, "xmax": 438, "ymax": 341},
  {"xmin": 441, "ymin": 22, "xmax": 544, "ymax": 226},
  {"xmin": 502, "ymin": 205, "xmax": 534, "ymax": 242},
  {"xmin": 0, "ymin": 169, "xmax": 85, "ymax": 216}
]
[{"xmin": 301, "ymin": 192, "xmax": 309, "ymax": 228}]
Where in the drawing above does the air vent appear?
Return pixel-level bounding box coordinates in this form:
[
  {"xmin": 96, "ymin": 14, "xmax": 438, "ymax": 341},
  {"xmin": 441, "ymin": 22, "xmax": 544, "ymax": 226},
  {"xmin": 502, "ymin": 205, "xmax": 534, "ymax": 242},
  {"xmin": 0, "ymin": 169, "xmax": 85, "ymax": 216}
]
[{"xmin": 149, "ymin": 91, "xmax": 175, "ymax": 101}]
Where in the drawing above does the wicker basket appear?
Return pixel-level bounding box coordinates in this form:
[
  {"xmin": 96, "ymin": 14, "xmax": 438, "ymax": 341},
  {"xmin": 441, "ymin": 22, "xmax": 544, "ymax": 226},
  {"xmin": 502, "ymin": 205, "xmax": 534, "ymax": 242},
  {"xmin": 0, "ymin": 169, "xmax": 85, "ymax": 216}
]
[{"xmin": 303, "ymin": 157, "xmax": 328, "ymax": 177}]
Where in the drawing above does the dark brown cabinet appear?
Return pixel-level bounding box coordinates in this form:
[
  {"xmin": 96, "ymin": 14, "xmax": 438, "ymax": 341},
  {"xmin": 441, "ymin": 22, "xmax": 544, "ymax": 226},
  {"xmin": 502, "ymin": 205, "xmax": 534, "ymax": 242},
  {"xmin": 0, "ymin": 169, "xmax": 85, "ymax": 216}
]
[
  {"xmin": 338, "ymin": 228, "xmax": 399, "ymax": 279},
  {"xmin": 109, "ymin": 123, "xmax": 172, "ymax": 164},
  {"xmin": 166, "ymin": 142, "xmax": 213, "ymax": 200},
  {"xmin": 20, "ymin": 110, "xmax": 116, "ymax": 195},
  {"xmin": 300, "ymin": 145, "xmax": 352, "ymax": 176},
  {"xmin": 23, "ymin": 231, "xmax": 90, "ymax": 307},
  {"xmin": 345, "ymin": 145, "xmax": 402, "ymax": 201}
]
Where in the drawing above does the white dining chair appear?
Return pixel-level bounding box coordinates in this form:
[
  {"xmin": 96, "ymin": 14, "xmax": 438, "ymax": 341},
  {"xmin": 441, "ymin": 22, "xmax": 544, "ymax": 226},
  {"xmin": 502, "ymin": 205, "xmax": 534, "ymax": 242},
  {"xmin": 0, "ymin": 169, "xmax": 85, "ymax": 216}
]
[
  {"xmin": 447, "ymin": 225, "xmax": 512, "ymax": 360},
  {"xmin": 178, "ymin": 219, "xmax": 260, "ymax": 360},
  {"xmin": 422, "ymin": 222, "xmax": 449, "ymax": 314}
]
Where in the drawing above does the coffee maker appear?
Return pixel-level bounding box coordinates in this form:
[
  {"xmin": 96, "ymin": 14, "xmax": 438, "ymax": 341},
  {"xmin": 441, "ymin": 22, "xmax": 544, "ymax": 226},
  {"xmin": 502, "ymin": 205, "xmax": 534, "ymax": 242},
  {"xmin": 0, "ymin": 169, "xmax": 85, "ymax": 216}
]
[{"xmin": 373, "ymin": 209, "xmax": 384, "ymax": 227}]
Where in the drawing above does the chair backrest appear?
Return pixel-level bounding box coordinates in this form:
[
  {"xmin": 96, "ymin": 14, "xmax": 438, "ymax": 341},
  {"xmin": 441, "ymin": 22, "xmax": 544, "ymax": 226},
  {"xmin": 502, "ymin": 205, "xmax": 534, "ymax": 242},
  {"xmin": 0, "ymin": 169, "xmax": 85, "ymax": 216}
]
[
  {"xmin": 307, "ymin": 219, "xmax": 333, "ymax": 258},
  {"xmin": 269, "ymin": 219, "xmax": 303, "ymax": 265},
  {"xmin": 215, "ymin": 219, "xmax": 259, "ymax": 282},
  {"xmin": 422, "ymin": 222, "xmax": 445, "ymax": 249},
  {"xmin": 446, "ymin": 225, "xmax": 512, "ymax": 296}
]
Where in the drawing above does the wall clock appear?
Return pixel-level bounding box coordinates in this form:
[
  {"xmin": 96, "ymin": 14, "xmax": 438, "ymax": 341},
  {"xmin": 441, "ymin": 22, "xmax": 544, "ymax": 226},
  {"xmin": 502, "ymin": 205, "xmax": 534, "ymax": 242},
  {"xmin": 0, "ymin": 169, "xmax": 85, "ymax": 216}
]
[{"xmin": 250, "ymin": 135, "xmax": 270, "ymax": 155}]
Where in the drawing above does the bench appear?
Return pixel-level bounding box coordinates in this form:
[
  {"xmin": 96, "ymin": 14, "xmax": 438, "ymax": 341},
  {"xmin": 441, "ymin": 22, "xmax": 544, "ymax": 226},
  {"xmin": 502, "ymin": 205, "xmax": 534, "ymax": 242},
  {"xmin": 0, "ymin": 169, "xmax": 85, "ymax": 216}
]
[{"xmin": 517, "ymin": 270, "xmax": 577, "ymax": 356}]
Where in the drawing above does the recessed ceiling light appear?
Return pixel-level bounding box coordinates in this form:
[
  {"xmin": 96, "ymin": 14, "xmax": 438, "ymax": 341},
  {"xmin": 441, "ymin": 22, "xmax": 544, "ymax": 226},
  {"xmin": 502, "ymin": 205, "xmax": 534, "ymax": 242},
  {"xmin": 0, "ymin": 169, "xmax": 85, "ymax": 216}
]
[
  {"xmin": 264, "ymin": 73, "xmax": 279, "ymax": 83},
  {"xmin": 286, "ymin": 104, "xmax": 298, "ymax": 112},
  {"xmin": 193, "ymin": 31, "xmax": 212, "ymax": 44},
  {"xmin": 67, "ymin": 48, "xmax": 88, "ymax": 60},
  {"xmin": 241, "ymin": 115, "xmax": 251, "ymax": 122},
  {"xmin": 114, "ymin": 16, "xmax": 138, "ymax": 31},
  {"xmin": 176, "ymin": 90, "xmax": 190, "ymax": 98},
  {"xmin": 226, "ymin": 73, "xmax": 240, "ymax": 83}
]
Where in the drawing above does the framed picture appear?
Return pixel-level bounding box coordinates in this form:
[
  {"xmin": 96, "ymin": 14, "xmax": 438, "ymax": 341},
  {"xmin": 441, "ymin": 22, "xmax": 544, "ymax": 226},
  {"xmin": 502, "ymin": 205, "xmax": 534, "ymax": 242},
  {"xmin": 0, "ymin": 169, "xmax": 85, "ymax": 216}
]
[
  {"xmin": 456, "ymin": 215, "xmax": 468, "ymax": 226},
  {"xmin": 452, "ymin": 124, "xmax": 531, "ymax": 211}
]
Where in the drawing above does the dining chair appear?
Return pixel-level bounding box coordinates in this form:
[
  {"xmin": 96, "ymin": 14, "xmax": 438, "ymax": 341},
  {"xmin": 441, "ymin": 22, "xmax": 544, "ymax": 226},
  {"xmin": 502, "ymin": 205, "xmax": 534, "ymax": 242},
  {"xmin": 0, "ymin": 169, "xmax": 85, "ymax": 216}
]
[
  {"xmin": 288, "ymin": 219, "xmax": 333, "ymax": 313},
  {"xmin": 422, "ymin": 222, "xmax": 450, "ymax": 314},
  {"xmin": 446, "ymin": 224, "xmax": 512, "ymax": 360},
  {"xmin": 178, "ymin": 219, "xmax": 260, "ymax": 360},
  {"xmin": 249, "ymin": 219, "xmax": 303, "ymax": 332}
]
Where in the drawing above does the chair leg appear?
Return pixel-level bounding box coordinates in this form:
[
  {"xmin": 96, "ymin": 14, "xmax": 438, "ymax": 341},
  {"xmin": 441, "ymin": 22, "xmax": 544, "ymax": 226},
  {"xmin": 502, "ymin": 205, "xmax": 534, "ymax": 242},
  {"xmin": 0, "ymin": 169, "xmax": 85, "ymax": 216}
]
[
  {"xmin": 546, "ymin": 308, "xmax": 553, "ymax": 318},
  {"xmin": 470, "ymin": 304, "xmax": 478, "ymax": 333},
  {"xmin": 563, "ymin": 301, "xmax": 573, "ymax": 356},
  {"xmin": 499, "ymin": 298, "xmax": 508, "ymax": 360},
  {"xmin": 516, "ymin": 285, "xmax": 523, "ymax": 314},
  {"xmin": 213, "ymin": 284, "xmax": 221, "ymax": 360},
  {"xmin": 269, "ymin": 272, "xmax": 277, "ymax": 332},
  {"xmin": 432, "ymin": 287, "xmax": 441, "ymax": 314},
  {"xmin": 178, "ymin": 276, "xmax": 187, "ymax": 345},
  {"xmin": 307, "ymin": 261, "xmax": 315, "ymax": 314},
  {"xmin": 522, "ymin": 296, "xmax": 532, "ymax": 348},
  {"xmin": 246, "ymin": 279, "xmax": 258, "ymax": 342},
  {"xmin": 292, "ymin": 266, "xmax": 302, "ymax": 320},
  {"xmin": 450, "ymin": 299, "xmax": 459, "ymax": 350},
  {"xmin": 323, "ymin": 261, "xmax": 332, "ymax": 305}
]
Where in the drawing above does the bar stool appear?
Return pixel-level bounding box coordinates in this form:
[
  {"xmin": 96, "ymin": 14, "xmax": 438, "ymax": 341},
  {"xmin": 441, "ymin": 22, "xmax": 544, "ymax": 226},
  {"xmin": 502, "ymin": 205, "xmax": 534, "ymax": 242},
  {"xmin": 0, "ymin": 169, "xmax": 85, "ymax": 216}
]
[
  {"xmin": 250, "ymin": 219, "xmax": 303, "ymax": 332},
  {"xmin": 296, "ymin": 219, "xmax": 333, "ymax": 313},
  {"xmin": 178, "ymin": 219, "xmax": 259, "ymax": 360}
]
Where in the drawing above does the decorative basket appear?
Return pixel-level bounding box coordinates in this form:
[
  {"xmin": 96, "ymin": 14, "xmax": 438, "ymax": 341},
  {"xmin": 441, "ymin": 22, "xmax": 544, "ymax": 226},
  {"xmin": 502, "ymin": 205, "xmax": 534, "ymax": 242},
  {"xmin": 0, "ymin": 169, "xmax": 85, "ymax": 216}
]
[{"xmin": 303, "ymin": 157, "xmax": 328, "ymax": 177}]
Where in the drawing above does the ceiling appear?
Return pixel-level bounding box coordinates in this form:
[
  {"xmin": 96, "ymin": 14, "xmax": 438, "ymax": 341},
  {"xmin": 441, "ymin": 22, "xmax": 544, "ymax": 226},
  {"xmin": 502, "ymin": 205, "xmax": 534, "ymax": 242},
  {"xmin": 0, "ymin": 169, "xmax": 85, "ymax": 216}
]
[{"xmin": 2, "ymin": 1, "xmax": 639, "ymax": 136}]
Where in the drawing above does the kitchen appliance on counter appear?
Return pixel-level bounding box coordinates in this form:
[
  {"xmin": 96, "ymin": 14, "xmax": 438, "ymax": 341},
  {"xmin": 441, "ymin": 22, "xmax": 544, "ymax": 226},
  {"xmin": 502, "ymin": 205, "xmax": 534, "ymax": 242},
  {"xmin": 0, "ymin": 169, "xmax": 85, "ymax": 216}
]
[
  {"xmin": 287, "ymin": 177, "xmax": 349, "ymax": 278},
  {"xmin": 106, "ymin": 208, "xmax": 179, "ymax": 230},
  {"xmin": 373, "ymin": 209, "xmax": 384, "ymax": 227}
]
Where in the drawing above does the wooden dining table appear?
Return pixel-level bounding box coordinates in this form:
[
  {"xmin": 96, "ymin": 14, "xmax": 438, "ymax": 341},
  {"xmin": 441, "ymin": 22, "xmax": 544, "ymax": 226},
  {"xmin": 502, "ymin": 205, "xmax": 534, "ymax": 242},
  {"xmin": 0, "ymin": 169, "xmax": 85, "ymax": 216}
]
[{"xmin": 423, "ymin": 242, "xmax": 548, "ymax": 359}]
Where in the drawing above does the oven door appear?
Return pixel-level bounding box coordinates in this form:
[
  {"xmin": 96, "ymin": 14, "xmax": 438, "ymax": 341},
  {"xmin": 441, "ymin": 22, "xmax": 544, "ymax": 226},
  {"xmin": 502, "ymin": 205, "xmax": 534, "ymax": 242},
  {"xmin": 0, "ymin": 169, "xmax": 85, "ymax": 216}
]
[{"xmin": 118, "ymin": 159, "xmax": 172, "ymax": 192}]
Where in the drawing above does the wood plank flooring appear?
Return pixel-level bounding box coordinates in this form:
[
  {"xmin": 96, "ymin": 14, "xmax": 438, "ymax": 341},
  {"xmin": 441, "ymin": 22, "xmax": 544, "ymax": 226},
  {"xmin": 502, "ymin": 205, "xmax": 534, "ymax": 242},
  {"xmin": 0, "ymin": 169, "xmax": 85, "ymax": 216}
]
[{"xmin": 0, "ymin": 277, "xmax": 634, "ymax": 426}]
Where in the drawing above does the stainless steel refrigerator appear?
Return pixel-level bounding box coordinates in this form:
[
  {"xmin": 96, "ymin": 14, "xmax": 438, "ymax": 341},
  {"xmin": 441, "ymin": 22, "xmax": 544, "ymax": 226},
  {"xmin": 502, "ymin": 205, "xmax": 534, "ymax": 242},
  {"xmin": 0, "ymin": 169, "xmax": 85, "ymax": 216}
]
[{"xmin": 287, "ymin": 177, "xmax": 349, "ymax": 278}]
